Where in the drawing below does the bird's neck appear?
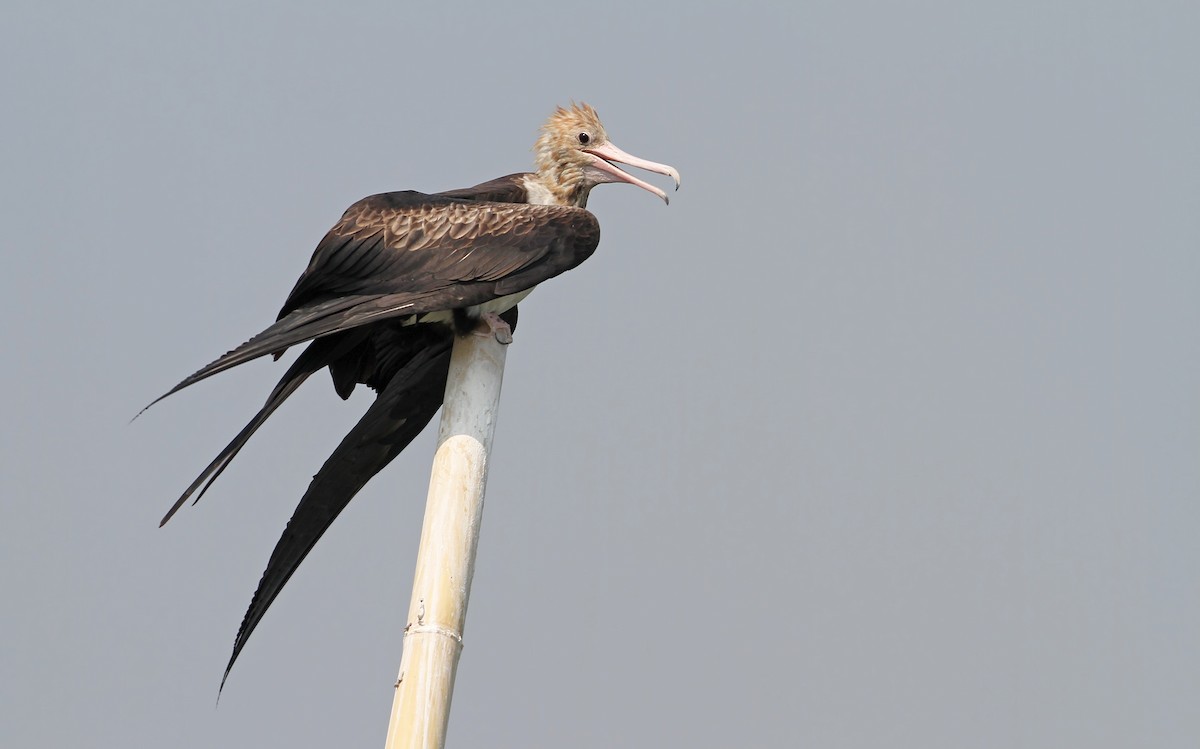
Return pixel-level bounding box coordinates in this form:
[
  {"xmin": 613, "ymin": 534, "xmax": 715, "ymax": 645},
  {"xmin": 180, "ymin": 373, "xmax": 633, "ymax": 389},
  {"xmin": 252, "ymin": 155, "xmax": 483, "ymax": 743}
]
[{"xmin": 521, "ymin": 173, "xmax": 591, "ymax": 208}]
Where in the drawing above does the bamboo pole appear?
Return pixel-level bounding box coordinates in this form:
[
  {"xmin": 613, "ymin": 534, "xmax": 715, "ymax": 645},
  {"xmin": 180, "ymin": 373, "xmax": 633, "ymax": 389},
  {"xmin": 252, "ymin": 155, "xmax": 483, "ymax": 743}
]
[{"xmin": 384, "ymin": 326, "xmax": 508, "ymax": 749}]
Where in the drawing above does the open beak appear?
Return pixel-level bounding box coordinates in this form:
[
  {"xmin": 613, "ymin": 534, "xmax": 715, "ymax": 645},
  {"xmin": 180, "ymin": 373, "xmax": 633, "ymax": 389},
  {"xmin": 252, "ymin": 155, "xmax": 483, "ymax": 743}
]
[{"xmin": 583, "ymin": 141, "xmax": 681, "ymax": 204}]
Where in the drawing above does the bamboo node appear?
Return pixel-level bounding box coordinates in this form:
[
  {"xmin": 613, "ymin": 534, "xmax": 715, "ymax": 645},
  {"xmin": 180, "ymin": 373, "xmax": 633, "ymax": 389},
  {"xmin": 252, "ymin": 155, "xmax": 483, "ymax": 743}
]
[{"xmin": 406, "ymin": 624, "xmax": 464, "ymax": 645}]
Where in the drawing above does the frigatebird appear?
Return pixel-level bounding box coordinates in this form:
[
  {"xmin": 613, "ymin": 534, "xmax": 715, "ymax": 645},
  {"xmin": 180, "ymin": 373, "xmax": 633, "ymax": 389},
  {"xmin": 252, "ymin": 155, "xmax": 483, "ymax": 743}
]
[{"xmin": 152, "ymin": 103, "xmax": 680, "ymax": 689}]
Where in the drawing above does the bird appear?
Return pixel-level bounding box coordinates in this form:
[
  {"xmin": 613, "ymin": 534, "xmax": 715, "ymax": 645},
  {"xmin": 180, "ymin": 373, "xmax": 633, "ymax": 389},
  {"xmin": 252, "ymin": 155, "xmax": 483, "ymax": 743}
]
[{"xmin": 149, "ymin": 103, "xmax": 680, "ymax": 690}]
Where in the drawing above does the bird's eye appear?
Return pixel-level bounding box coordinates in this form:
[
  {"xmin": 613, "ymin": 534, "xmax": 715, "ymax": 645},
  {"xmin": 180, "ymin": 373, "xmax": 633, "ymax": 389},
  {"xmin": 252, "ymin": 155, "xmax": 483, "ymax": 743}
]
[{"xmin": 578, "ymin": 132, "xmax": 590, "ymax": 144}]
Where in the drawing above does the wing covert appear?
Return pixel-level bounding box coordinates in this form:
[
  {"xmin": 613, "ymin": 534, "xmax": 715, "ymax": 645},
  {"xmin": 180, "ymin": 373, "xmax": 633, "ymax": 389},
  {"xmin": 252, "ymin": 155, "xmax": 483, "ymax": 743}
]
[{"xmin": 279, "ymin": 194, "xmax": 599, "ymax": 317}]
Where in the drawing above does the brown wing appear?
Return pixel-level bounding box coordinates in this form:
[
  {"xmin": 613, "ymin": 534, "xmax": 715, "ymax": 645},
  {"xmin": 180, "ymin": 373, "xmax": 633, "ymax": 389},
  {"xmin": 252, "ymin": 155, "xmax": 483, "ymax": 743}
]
[{"xmin": 152, "ymin": 192, "xmax": 598, "ymax": 402}]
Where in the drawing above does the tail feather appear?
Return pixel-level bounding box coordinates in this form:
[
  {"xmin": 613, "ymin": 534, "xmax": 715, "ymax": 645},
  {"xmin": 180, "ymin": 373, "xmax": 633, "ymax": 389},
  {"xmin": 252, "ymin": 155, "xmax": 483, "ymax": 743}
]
[
  {"xmin": 158, "ymin": 334, "xmax": 362, "ymax": 526},
  {"xmin": 219, "ymin": 336, "xmax": 453, "ymax": 693}
]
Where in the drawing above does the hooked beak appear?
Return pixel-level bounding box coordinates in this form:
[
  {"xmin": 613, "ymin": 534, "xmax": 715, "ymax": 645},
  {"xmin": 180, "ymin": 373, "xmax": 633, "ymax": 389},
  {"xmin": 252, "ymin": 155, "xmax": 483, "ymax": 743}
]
[{"xmin": 583, "ymin": 141, "xmax": 681, "ymax": 204}]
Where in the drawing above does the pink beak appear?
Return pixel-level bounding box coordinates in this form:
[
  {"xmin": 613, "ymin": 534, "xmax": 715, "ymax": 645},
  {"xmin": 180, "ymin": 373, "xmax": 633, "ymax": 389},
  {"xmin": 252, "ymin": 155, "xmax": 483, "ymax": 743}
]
[{"xmin": 583, "ymin": 141, "xmax": 681, "ymax": 204}]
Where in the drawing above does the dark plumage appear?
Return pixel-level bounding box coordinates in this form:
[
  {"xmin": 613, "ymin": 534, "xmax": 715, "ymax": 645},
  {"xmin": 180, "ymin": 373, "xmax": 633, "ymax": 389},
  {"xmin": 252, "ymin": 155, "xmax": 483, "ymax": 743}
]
[{"xmin": 151, "ymin": 104, "xmax": 679, "ymax": 690}]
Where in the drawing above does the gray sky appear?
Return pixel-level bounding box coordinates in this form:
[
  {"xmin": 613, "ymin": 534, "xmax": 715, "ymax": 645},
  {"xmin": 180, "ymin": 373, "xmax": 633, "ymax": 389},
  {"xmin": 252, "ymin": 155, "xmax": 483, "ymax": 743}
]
[{"xmin": 3, "ymin": 2, "xmax": 1197, "ymax": 747}]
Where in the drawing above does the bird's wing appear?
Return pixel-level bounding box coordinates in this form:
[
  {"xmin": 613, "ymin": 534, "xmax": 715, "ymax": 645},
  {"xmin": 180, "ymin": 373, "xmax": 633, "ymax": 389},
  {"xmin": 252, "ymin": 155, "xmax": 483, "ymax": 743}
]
[
  {"xmin": 149, "ymin": 194, "xmax": 598, "ymax": 404},
  {"xmin": 278, "ymin": 192, "xmax": 598, "ymax": 313},
  {"xmin": 432, "ymin": 172, "xmax": 532, "ymax": 203},
  {"xmin": 219, "ymin": 328, "xmax": 455, "ymax": 692}
]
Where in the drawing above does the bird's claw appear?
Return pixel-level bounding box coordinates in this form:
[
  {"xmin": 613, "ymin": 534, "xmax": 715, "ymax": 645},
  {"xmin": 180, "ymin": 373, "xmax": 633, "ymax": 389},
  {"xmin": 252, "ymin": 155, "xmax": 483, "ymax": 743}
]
[{"xmin": 475, "ymin": 312, "xmax": 513, "ymax": 345}]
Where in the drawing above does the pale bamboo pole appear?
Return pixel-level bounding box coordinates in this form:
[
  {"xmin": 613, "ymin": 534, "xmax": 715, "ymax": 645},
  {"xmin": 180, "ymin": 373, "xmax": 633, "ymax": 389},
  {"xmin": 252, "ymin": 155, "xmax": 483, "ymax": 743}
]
[{"xmin": 384, "ymin": 327, "xmax": 508, "ymax": 749}]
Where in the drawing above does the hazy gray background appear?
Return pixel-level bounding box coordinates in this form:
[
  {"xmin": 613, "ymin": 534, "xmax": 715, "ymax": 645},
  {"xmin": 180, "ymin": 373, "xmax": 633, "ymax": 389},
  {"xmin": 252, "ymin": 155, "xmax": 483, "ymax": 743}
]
[{"xmin": 3, "ymin": 2, "xmax": 1197, "ymax": 747}]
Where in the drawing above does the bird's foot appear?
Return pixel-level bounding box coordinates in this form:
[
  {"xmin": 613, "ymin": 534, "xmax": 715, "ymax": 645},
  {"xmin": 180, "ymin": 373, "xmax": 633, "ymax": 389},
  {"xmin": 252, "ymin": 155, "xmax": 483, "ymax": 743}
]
[{"xmin": 474, "ymin": 312, "xmax": 513, "ymax": 345}]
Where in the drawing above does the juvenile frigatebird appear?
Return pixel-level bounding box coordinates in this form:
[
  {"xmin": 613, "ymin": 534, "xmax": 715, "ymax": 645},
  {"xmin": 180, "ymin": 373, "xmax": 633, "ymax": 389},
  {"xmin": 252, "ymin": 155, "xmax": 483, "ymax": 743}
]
[{"xmin": 152, "ymin": 103, "xmax": 680, "ymax": 688}]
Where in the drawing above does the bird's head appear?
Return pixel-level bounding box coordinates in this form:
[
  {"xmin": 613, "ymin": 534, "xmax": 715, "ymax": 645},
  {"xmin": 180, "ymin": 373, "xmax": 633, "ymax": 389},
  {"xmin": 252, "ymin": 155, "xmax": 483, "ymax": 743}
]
[{"xmin": 533, "ymin": 102, "xmax": 680, "ymax": 207}]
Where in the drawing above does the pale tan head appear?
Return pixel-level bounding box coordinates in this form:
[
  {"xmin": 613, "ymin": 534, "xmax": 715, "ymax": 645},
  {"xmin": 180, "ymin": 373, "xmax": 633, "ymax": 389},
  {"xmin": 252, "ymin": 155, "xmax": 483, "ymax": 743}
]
[{"xmin": 533, "ymin": 102, "xmax": 680, "ymax": 207}]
